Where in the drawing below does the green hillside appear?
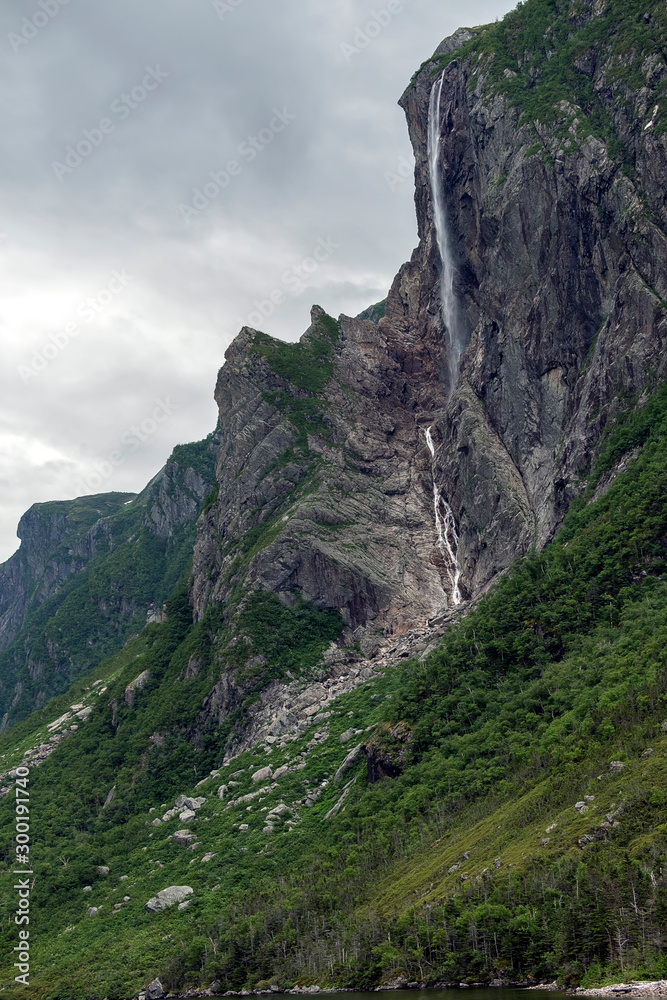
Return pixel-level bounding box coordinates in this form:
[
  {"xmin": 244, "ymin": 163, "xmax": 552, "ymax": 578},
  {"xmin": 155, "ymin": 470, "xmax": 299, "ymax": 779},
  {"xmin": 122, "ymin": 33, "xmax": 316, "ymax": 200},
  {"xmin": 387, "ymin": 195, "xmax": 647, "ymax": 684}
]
[
  {"xmin": 0, "ymin": 381, "xmax": 666, "ymax": 997},
  {"xmin": 0, "ymin": 433, "xmax": 217, "ymax": 729},
  {"xmin": 2, "ymin": 0, "xmax": 667, "ymax": 995}
]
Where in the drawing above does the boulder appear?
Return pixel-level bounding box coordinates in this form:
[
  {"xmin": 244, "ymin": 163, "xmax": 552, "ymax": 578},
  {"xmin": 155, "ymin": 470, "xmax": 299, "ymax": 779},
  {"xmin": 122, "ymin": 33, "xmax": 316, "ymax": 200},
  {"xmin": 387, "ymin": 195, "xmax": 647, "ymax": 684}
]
[
  {"xmin": 87, "ymin": 907, "xmax": 99, "ymax": 917},
  {"xmin": 266, "ymin": 803, "xmax": 290, "ymax": 820},
  {"xmin": 172, "ymin": 829, "xmax": 197, "ymax": 847},
  {"xmin": 179, "ymin": 809, "xmax": 196, "ymax": 822},
  {"xmin": 252, "ymin": 765, "xmax": 272, "ymax": 782},
  {"xmin": 146, "ymin": 978, "xmax": 165, "ymax": 999},
  {"xmin": 175, "ymin": 794, "xmax": 206, "ymax": 811},
  {"xmin": 145, "ymin": 885, "xmax": 193, "ymax": 913},
  {"xmin": 96, "ymin": 866, "xmax": 109, "ymax": 875}
]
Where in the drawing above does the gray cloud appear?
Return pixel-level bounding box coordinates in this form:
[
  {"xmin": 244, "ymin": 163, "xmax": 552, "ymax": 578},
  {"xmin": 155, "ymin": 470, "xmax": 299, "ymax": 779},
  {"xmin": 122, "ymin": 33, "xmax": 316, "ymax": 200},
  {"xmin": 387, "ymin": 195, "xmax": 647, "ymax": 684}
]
[{"xmin": 0, "ymin": 0, "xmax": 513, "ymax": 560}]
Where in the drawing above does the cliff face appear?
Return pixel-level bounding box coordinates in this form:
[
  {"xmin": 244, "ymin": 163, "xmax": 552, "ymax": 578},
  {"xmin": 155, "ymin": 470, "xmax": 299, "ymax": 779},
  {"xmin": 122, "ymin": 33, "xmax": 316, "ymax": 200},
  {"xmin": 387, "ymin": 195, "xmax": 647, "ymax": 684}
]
[
  {"xmin": 193, "ymin": 3, "xmax": 667, "ymax": 641},
  {"xmin": 191, "ymin": 311, "xmax": 453, "ymax": 642},
  {"xmin": 399, "ymin": 7, "xmax": 667, "ymax": 593},
  {"xmin": 0, "ymin": 494, "xmax": 135, "ymax": 654}
]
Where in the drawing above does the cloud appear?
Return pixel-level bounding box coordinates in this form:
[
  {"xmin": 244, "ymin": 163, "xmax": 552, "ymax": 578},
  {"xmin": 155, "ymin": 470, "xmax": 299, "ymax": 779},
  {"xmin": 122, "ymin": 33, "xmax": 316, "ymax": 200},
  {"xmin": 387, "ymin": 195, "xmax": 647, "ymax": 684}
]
[{"xmin": 0, "ymin": 0, "xmax": 514, "ymax": 560}]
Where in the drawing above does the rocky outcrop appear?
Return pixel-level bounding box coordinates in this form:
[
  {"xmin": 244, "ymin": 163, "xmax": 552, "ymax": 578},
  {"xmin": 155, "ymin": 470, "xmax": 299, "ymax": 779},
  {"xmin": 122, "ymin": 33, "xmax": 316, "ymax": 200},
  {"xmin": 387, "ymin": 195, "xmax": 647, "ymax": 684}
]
[
  {"xmin": 143, "ymin": 461, "xmax": 213, "ymax": 539},
  {"xmin": 191, "ymin": 310, "xmax": 455, "ymax": 636},
  {"xmin": 364, "ymin": 722, "xmax": 413, "ymax": 783},
  {"xmin": 192, "ymin": 10, "xmax": 667, "ymax": 657},
  {"xmin": 124, "ymin": 670, "xmax": 150, "ymax": 707}
]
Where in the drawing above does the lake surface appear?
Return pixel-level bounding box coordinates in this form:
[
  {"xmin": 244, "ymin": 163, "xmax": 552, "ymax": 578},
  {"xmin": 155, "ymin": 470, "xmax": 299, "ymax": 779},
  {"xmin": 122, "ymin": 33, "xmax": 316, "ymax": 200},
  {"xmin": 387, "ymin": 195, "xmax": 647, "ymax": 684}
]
[{"xmin": 327, "ymin": 991, "xmax": 566, "ymax": 1000}]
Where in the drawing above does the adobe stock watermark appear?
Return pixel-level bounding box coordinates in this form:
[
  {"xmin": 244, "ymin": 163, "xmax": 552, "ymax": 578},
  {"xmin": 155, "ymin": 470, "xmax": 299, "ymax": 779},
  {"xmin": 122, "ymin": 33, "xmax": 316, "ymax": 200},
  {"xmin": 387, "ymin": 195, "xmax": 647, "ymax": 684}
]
[
  {"xmin": 340, "ymin": 0, "xmax": 411, "ymax": 63},
  {"xmin": 8, "ymin": 0, "xmax": 70, "ymax": 55},
  {"xmin": 179, "ymin": 107, "xmax": 296, "ymax": 224},
  {"xmin": 13, "ymin": 765, "xmax": 31, "ymax": 987},
  {"xmin": 237, "ymin": 235, "xmax": 341, "ymax": 329},
  {"xmin": 51, "ymin": 66, "xmax": 168, "ymax": 181},
  {"xmin": 385, "ymin": 155, "xmax": 413, "ymax": 191},
  {"xmin": 212, "ymin": 0, "xmax": 244, "ymax": 20},
  {"xmin": 18, "ymin": 269, "xmax": 135, "ymax": 384},
  {"xmin": 74, "ymin": 398, "xmax": 180, "ymax": 497}
]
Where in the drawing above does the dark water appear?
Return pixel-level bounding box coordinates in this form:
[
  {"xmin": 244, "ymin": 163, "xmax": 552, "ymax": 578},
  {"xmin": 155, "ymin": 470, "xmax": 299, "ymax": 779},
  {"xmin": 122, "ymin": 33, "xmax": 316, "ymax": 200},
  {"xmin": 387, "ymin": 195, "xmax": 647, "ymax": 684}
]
[{"xmin": 329, "ymin": 992, "xmax": 566, "ymax": 1000}]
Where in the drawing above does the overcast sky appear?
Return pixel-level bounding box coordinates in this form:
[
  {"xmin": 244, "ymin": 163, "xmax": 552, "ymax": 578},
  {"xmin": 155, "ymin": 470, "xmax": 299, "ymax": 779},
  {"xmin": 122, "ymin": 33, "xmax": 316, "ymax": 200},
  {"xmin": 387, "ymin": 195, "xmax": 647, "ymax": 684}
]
[{"xmin": 0, "ymin": 0, "xmax": 513, "ymax": 562}]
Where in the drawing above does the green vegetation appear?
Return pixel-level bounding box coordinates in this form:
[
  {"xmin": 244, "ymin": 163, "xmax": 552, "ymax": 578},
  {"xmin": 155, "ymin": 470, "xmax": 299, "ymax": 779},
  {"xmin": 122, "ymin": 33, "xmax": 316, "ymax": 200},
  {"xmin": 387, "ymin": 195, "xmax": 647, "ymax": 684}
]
[
  {"xmin": 356, "ymin": 299, "xmax": 387, "ymax": 323},
  {"xmin": 234, "ymin": 591, "xmax": 343, "ymax": 682},
  {"xmin": 167, "ymin": 427, "xmax": 220, "ymax": 483},
  {"xmin": 592, "ymin": 383, "xmax": 667, "ymax": 481},
  {"xmin": 433, "ymin": 0, "xmax": 667, "ymax": 155},
  {"xmin": 0, "ymin": 434, "xmax": 217, "ymax": 727},
  {"xmin": 1, "ymin": 376, "xmax": 667, "ymax": 997},
  {"xmin": 0, "ymin": 583, "xmax": 351, "ymax": 999},
  {"xmin": 262, "ymin": 393, "xmax": 333, "ymax": 451},
  {"xmin": 251, "ymin": 309, "xmax": 340, "ymax": 393}
]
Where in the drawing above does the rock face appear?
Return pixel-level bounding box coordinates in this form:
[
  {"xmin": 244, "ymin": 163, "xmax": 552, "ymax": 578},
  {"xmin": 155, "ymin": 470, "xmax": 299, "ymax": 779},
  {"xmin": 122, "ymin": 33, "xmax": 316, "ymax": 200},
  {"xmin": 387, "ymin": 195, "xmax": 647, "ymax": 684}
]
[
  {"xmin": 191, "ymin": 12, "xmax": 667, "ymax": 649},
  {"xmin": 191, "ymin": 309, "xmax": 454, "ymax": 638},
  {"xmin": 398, "ymin": 22, "xmax": 667, "ymax": 593},
  {"xmin": 146, "ymin": 980, "xmax": 165, "ymax": 1000},
  {"xmin": 124, "ymin": 670, "xmax": 150, "ymax": 707}
]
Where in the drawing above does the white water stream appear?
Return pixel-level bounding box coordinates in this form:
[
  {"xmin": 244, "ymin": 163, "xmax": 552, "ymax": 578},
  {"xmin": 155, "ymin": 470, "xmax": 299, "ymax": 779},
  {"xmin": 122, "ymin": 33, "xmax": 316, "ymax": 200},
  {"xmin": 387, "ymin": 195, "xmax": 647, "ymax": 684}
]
[
  {"xmin": 424, "ymin": 426, "xmax": 462, "ymax": 606},
  {"xmin": 427, "ymin": 71, "xmax": 463, "ymax": 392}
]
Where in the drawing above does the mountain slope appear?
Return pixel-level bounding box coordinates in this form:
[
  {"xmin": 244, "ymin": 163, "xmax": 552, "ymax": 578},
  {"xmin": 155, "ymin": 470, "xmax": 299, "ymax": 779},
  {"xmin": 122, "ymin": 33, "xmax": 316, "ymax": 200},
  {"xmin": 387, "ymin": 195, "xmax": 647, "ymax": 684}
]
[
  {"xmin": 1, "ymin": 0, "xmax": 667, "ymax": 996},
  {"xmin": 0, "ymin": 431, "xmax": 218, "ymax": 730},
  {"xmin": 1, "ymin": 379, "xmax": 667, "ymax": 997}
]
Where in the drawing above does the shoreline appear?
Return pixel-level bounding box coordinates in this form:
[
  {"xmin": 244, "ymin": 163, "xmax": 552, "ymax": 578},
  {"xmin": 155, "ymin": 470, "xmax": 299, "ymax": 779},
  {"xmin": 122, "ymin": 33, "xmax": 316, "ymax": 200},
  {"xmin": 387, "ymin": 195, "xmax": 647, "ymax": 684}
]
[
  {"xmin": 570, "ymin": 983, "xmax": 667, "ymax": 998},
  {"xmin": 138, "ymin": 979, "xmax": 667, "ymax": 1000}
]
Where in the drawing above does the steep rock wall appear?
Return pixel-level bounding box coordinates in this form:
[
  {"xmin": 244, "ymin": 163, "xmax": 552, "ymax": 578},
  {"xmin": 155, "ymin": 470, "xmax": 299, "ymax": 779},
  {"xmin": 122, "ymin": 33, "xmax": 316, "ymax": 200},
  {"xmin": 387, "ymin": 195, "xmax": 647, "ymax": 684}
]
[
  {"xmin": 194, "ymin": 6, "xmax": 667, "ymax": 640},
  {"xmin": 397, "ymin": 17, "xmax": 667, "ymax": 594},
  {"xmin": 192, "ymin": 310, "xmax": 454, "ymax": 639}
]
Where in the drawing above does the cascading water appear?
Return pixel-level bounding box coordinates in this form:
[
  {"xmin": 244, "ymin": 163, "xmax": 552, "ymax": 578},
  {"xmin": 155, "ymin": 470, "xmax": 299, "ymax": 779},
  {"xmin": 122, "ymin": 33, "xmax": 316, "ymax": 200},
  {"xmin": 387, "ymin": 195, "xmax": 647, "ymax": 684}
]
[
  {"xmin": 427, "ymin": 71, "xmax": 463, "ymax": 392},
  {"xmin": 424, "ymin": 426, "xmax": 462, "ymax": 606}
]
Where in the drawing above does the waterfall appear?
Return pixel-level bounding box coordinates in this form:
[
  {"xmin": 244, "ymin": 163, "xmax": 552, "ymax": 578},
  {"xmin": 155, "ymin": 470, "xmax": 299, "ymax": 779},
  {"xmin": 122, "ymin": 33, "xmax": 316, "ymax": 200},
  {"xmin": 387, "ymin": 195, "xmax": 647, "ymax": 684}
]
[
  {"xmin": 424, "ymin": 426, "xmax": 462, "ymax": 606},
  {"xmin": 427, "ymin": 72, "xmax": 463, "ymax": 391}
]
